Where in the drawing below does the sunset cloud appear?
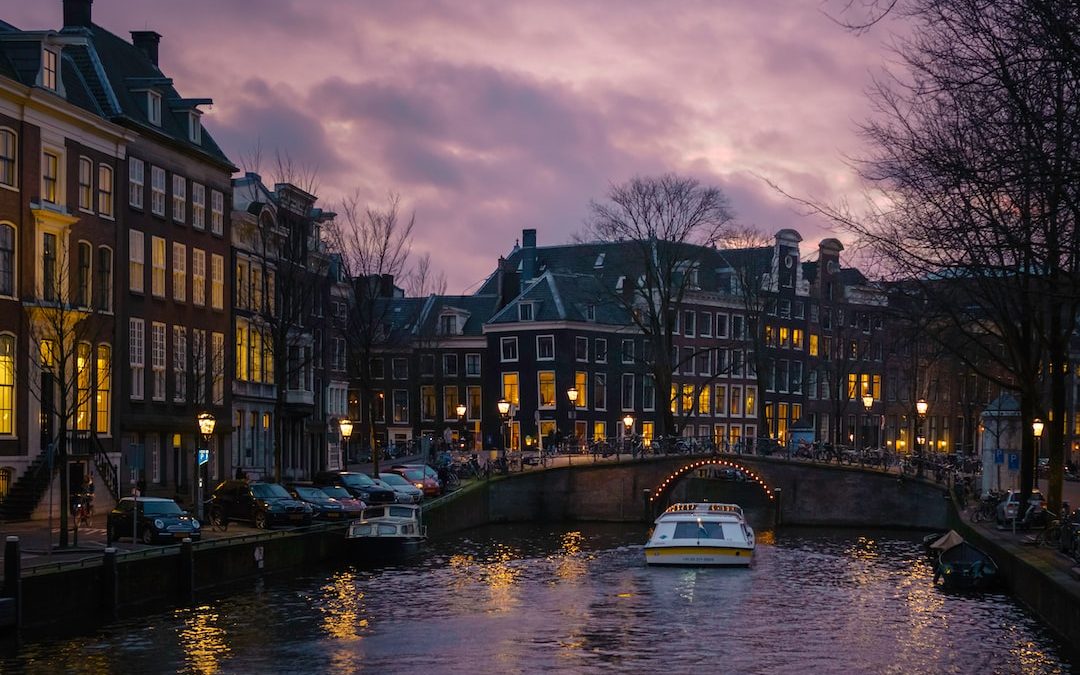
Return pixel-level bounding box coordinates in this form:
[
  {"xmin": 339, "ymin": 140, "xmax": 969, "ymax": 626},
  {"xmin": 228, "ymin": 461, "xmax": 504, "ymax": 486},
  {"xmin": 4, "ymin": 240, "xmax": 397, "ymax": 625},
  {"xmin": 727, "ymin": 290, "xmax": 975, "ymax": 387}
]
[{"xmin": 10, "ymin": 0, "xmax": 898, "ymax": 291}]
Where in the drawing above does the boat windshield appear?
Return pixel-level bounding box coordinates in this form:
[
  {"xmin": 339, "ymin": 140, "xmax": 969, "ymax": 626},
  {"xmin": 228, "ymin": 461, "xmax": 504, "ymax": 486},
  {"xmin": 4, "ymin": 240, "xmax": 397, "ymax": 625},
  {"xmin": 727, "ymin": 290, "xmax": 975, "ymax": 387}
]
[{"xmin": 672, "ymin": 521, "xmax": 740, "ymax": 540}]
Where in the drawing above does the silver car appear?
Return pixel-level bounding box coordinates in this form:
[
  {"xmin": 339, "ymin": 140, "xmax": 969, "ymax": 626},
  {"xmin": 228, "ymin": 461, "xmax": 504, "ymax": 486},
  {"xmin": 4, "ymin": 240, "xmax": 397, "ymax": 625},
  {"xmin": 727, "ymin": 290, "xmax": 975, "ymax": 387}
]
[{"xmin": 373, "ymin": 473, "xmax": 424, "ymax": 503}]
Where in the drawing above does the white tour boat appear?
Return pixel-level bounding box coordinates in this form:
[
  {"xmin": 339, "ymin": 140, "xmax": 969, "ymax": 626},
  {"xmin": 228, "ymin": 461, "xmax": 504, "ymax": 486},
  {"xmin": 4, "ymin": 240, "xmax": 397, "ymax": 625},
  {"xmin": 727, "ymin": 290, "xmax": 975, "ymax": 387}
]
[
  {"xmin": 644, "ymin": 503, "xmax": 755, "ymax": 566},
  {"xmin": 346, "ymin": 504, "xmax": 426, "ymax": 557}
]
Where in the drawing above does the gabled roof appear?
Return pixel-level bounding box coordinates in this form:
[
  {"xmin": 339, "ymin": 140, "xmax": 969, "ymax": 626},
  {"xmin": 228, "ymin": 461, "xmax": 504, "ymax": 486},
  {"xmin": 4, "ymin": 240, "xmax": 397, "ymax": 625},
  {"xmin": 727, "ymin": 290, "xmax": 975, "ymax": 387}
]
[
  {"xmin": 415, "ymin": 294, "xmax": 500, "ymax": 337},
  {"xmin": 487, "ymin": 271, "xmax": 631, "ymax": 325}
]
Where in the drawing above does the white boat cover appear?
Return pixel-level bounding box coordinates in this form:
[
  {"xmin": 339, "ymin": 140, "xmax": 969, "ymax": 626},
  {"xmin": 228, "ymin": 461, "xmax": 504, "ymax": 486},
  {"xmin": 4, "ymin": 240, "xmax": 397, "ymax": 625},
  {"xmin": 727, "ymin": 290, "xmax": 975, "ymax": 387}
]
[{"xmin": 930, "ymin": 530, "xmax": 964, "ymax": 551}]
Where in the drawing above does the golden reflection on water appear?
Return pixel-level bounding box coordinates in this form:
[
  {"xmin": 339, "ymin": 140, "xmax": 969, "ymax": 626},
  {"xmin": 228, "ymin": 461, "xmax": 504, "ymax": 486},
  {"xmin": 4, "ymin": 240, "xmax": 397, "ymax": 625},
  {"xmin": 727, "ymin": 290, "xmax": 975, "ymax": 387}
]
[
  {"xmin": 174, "ymin": 605, "xmax": 231, "ymax": 675},
  {"xmin": 318, "ymin": 569, "xmax": 364, "ymax": 642},
  {"xmin": 555, "ymin": 531, "xmax": 587, "ymax": 580}
]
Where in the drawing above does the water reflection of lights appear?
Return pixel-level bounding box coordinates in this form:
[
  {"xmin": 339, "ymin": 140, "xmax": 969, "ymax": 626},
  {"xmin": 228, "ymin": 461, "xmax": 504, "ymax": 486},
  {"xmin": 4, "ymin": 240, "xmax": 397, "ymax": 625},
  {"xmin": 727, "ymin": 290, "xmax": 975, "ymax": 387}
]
[
  {"xmin": 318, "ymin": 570, "xmax": 365, "ymax": 641},
  {"xmin": 174, "ymin": 605, "xmax": 231, "ymax": 675},
  {"xmin": 556, "ymin": 531, "xmax": 587, "ymax": 580}
]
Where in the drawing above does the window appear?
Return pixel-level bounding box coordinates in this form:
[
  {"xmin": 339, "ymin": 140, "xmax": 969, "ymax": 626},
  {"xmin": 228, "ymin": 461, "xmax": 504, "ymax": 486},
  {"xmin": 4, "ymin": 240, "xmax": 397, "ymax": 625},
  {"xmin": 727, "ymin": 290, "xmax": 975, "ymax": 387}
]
[
  {"xmin": 622, "ymin": 373, "xmax": 634, "ymax": 410},
  {"xmin": 42, "ymin": 48, "xmax": 58, "ymax": 90},
  {"xmin": 465, "ymin": 353, "xmax": 481, "ymax": 376},
  {"xmin": 701, "ymin": 312, "xmax": 713, "ymax": 337},
  {"xmin": 729, "ymin": 385, "xmax": 742, "ymax": 416},
  {"xmin": 172, "ymin": 243, "xmax": 186, "ymax": 302},
  {"xmin": 467, "ymin": 386, "xmax": 482, "ymax": 420},
  {"xmin": 518, "ymin": 303, "xmax": 533, "ymax": 321},
  {"xmin": 173, "ymin": 326, "xmax": 187, "ymax": 402},
  {"xmin": 575, "ymin": 337, "xmax": 588, "ymax": 362},
  {"xmin": 438, "ymin": 314, "xmax": 457, "ymax": 335},
  {"xmin": 172, "ymin": 175, "xmax": 186, "ymax": 223},
  {"xmin": 192, "ymin": 329, "xmax": 206, "ymax": 405},
  {"xmin": 501, "ymin": 372, "xmax": 519, "ymax": 406},
  {"xmin": 96, "ymin": 344, "xmax": 110, "ymax": 434},
  {"xmin": 211, "ymin": 254, "xmax": 224, "ymax": 309},
  {"xmin": 537, "ymin": 335, "xmax": 554, "ymax": 360},
  {"xmin": 42, "ymin": 151, "xmax": 59, "ymax": 204},
  {"xmin": 443, "ymin": 354, "xmax": 458, "ymax": 376},
  {"xmin": 0, "ymin": 129, "xmax": 15, "ymax": 187},
  {"xmin": 731, "ymin": 315, "xmax": 744, "ymax": 339},
  {"xmin": 621, "ymin": 339, "xmax": 634, "ymax": 364},
  {"xmin": 211, "ymin": 190, "xmax": 224, "ymax": 235},
  {"xmin": 716, "ymin": 313, "xmax": 728, "ymax": 338},
  {"xmin": 212, "ymin": 332, "xmax": 224, "ymax": 404},
  {"xmin": 595, "ymin": 339, "xmax": 607, "ymax": 363},
  {"xmin": 42, "ymin": 233, "xmax": 57, "ymax": 302},
  {"xmin": 188, "ymin": 111, "xmax": 201, "ymax": 144},
  {"xmin": 809, "ymin": 334, "xmax": 819, "ymax": 357},
  {"xmin": 643, "ymin": 375, "xmax": 655, "ymax": 411},
  {"xmin": 150, "ymin": 236, "xmax": 165, "ymax": 297},
  {"xmin": 0, "ymin": 334, "xmax": 13, "ymax": 433},
  {"xmin": 191, "ymin": 183, "xmax": 206, "ymax": 229},
  {"xmin": 594, "ymin": 373, "xmax": 607, "ymax": 410},
  {"xmin": 575, "ymin": 372, "xmax": 588, "ymax": 408},
  {"xmin": 147, "ymin": 91, "xmax": 161, "ymax": 126},
  {"xmin": 76, "ymin": 343, "xmax": 91, "ymax": 431},
  {"xmin": 128, "ymin": 229, "xmax": 145, "ymax": 293},
  {"xmin": 151, "ymin": 166, "xmax": 166, "ymax": 216},
  {"xmin": 696, "ymin": 349, "xmax": 711, "ymax": 375},
  {"xmin": 78, "ymin": 157, "xmax": 92, "ymax": 210},
  {"xmin": 392, "ymin": 390, "xmax": 409, "ymax": 424},
  {"xmin": 392, "ymin": 358, "xmax": 408, "ymax": 379},
  {"xmin": 683, "ymin": 310, "xmax": 696, "ymax": 337},
  {"xmin": 76, "ymin": 241, "xmax": 91, "ymax": 308},
  {"xmin": 151, "ymin": 322, "xmax": 165, "ymax": 401},
  {"xmin": 443, "ymin": 386, "xmax": 460, "ymax": 420},
  {"xmin": 500, "ymin": 337, "xmax": 518, "ymax": 362},
  {"xmin": 235, "ymin": 260, "xmax": 249, "ymax": 309},
  {"xmin": 714, "ymin": 384, "xmax": 727, "ymax": 416},
  {"xmin": 698, "ymin": 385, "xmax": 710, "ymax": 414},
  {"xmin": 538, "ymin": 371, "xmax": 556, "ymax": 407},
  {"xmin": 192, "ymin": 248, "xmax": 205, "ymax": 306},
  {"xmin": 420, "ymin": 354, "xmax": 434, "ymax": 376},
  {"xmin": 420, "ymin": 386, "xmax": 436, "ymax": 421},
  {"xmin": 129, "ymin": 318, "xmax": 144, "ymax": 400},
  {"xmin": 0, "ymin": 224, "xmax": 13, "ymax": 296},
  {"xmin": 235, "ymin": 322, "xmax": 249, "ymax": 381},
  {"xmin": 97, "ymin": 164, "xmax": 113, "ymax": 217},
  {"xmin": 128, "ymin": 157, "xmax": 144, "ymax": 208},
  {"xmin": 370, "ymin": 358, "xmax": 384, "ymax": 378}
]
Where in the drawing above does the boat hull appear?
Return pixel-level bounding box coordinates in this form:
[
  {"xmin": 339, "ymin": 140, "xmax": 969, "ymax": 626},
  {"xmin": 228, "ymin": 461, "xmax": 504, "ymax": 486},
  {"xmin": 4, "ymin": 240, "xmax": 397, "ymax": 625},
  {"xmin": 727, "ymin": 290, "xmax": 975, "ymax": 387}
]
[{"xmin": 644, "ymin": 545, "xmax": 754, "ymax": 566}]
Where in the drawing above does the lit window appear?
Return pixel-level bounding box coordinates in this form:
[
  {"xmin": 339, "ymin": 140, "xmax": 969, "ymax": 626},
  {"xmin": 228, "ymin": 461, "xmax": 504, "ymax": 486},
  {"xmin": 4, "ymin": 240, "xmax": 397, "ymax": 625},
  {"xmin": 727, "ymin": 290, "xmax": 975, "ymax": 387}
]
[
  {"xmin": 211, "ymin": 254, "xmax": 224, "ymax": 309},
  {"xmin": 76, "ymin": 343, "xmax": 91, "ymax": 431},
  {"xmin": 172, "ymin": 242, "xmax": 186, "ymax": 302},
  {"xmin": 96, "ymin": 344, "xmax": 111, "ymax": 434},
  {"xmin": 191, "ymin": 183, "xmax": 205, "ymax": 229},
  {"xmin": 129, "ymin": 230, "xmax": 144, "ymax": 293},
  {"xmin": 42, "ymin": 49, "xmax": 58, "ymax": 91},
  {"xmin": 0, "ymin": 334, "xmax": 13, "ymax": 433},
  {"xmin": 42, "ymin": 151, "xmax": 59, "ymax": 204},
  {"xmin": 192, "ymin": 248, "xmax": 205, "ymax": 306},
  {"xmin": 151, "ymin": 236, "xmax": 165, "ymax": 297}
]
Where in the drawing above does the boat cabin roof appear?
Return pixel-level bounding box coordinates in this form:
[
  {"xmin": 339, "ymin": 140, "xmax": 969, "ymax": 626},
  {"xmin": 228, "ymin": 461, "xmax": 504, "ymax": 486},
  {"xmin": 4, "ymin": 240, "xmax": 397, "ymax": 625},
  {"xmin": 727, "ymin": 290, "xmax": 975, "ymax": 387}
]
[
  {"xmin": 656, "ymin": 501, "xmax": 743, "ymax": 520},
  {"xmin": 361, "ymin": 504, "xmax": 421, "ymax": 520}
]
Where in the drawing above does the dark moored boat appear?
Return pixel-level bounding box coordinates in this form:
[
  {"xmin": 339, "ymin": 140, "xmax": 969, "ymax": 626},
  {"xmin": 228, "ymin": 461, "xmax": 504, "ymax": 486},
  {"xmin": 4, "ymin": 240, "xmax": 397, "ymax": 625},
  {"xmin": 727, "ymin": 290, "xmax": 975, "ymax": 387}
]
[
  {"xmin": 345, "ymin": 504, "xmax": 426, "ymax": 560},
  {"xmin": 929, "ymin": 531, "xmax": 999, "ymax": 591}
]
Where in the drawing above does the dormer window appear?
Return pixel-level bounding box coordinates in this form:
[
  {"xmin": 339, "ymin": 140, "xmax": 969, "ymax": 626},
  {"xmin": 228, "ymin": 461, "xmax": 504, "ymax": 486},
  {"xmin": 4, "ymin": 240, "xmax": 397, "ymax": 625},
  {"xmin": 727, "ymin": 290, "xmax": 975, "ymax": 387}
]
[
  {"xmin": 147, "ymin": 91, "xmax": 161, "ymax": 126},
  {"xmin": 594, "ymin": 253, "xmax": 605, "ymax": 268},
  {"xmin": 518, "ymin": 303, "xmax": 534, "ymax": 321},
  {"xmin": 188, "ymin": 111, "xmax": 202, "ymax": 144},
  {"xmin": 439, "ymin": 314, "xmax": 458, "ymax": 335},
  {"xmin": 42, "ymin": 49, "xmax": 58, "ymax": 91},
  {"xmin": 586, "ymin": 304, "xmax": 596, "ymax": 321}
]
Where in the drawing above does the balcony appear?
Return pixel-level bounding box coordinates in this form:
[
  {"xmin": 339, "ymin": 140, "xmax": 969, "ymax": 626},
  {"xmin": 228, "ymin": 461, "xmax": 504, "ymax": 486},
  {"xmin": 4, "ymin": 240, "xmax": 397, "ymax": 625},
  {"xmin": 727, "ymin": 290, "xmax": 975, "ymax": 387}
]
[{"xmin": 285, "ymin": 388, "xmax": 314, "ymax": 407}]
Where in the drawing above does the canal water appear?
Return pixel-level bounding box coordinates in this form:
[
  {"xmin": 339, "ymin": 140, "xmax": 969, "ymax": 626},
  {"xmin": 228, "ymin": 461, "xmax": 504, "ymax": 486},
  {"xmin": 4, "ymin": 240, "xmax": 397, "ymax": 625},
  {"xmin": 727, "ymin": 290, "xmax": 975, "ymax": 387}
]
[{"xmin": 1, "ymin": 524, "xmax": 1075, "ymax": 674}]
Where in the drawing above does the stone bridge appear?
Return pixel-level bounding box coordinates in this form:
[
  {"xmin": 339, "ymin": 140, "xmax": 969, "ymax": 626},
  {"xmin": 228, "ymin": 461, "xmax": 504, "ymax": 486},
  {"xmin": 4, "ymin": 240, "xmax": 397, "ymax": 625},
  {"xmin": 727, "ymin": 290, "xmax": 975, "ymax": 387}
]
[{"xmin": 424, "ymin": 454, "xmax": 950, "ymax": 533}]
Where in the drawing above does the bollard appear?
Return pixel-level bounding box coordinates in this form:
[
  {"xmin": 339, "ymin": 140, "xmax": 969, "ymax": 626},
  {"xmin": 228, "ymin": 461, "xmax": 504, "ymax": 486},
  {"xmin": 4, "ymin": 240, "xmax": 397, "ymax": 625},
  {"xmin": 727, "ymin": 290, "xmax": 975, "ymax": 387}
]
[
  {"xmin": 178, "ymin": 538, "xmax": 194, "ymax": 604},
  {"xmin": 102, "ymin": 547, "xmax": 118, "ymax": 621},
  {"xmin": 642, "ymin": 488, "xmax": 653, "ymax": 522},
  {"xmin": 3, "ymin": 536, "xmax": 21, "ymax": 630},
  {"xmin": 773, "ymin": 488, "xmax": 783, "ymax": 527}
]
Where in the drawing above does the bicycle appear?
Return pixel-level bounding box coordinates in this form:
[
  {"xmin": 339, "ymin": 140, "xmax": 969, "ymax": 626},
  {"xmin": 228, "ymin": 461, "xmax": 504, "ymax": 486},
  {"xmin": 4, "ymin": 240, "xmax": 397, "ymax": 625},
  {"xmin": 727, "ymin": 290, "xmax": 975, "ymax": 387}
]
[
  {"xmin": 1035, "ymin": 511, "xmax": 1062, "ymax": 548},
  {"xmin": 207, "ymin": 503, "xmax": 229, "ymax": 532}
]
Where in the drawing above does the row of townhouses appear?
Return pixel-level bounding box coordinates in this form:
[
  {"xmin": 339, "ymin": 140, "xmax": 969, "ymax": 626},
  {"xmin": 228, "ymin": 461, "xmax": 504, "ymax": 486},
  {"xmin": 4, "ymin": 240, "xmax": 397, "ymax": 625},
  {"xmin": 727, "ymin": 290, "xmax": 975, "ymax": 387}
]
[{"xmin": 0, "ymin": 2, "xmax": 1076, "ymax": 523}]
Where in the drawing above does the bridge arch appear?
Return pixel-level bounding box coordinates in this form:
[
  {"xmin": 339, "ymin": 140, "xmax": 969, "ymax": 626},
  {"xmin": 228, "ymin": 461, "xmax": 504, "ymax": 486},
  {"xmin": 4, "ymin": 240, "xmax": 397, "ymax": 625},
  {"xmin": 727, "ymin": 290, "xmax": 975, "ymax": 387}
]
[{"xmin": 648, "ymin": 457, "xmax": 776, "ymax": 506}]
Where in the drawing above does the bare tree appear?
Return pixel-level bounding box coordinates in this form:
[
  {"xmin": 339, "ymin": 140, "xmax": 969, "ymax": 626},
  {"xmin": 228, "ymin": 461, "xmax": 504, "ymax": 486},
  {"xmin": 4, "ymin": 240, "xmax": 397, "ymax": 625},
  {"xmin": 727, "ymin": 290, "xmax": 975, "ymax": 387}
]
[
  {"xmin": 331, "ymin": 192, "xmax": 416, "ymax": 477},
  {"xmin": 800, "ymin": 0, "xmax": 1080, "ymax": 511},
  {"xmin": 583, "ymin": 174, "xmax": 736, "ymax": 439},
  {"xmin": 406, "ymin": 252, "xmax": 447, "ymax": 298}
]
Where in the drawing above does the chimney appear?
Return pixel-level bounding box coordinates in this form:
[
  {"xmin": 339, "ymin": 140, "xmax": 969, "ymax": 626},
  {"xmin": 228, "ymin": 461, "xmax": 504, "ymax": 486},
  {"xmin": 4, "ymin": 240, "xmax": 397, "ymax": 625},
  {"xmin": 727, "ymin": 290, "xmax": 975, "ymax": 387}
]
[
  {"xmin": 63, "ymin": 0, "xmax": 93, "ymax": 28},
  {"xmin": 495, "ymin": 257, "xmax": 520, "ymax": 310},
  {"xmin": 521, "ymin": 228, "xmax": 537, "ymax": 283},
  {"xmin": 131, "ymin": 31, "xmax": 162, "ymax": 66}
]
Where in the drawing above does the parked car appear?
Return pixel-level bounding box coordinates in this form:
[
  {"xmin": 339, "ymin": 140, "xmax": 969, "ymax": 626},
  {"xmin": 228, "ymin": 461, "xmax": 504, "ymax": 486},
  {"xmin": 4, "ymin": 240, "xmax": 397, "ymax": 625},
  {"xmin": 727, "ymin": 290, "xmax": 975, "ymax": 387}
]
[
  {"xmin": 313, "ymin": 471, "xmax": 396, "ymax": 504},
  {"xmin": 996, "ymin": 489, "xmax": 1045, "ymax": 524},
  {"xmin": 106, "ymin": 497, "xmax": 201, "ymax": 545},
  {"xmin": 312, "ymin": 484, "xmax": 367, "ymax": 518},
  {"xmin": 285, "ymin": 483, "xmax": 350, "ymax": 521},
  {"xmin": 373, "ymin": 472, "xmax": 424, "ymax": 504},
  {"xmin": 208, "ymin": 480, "xmax": 314, "ymax": 529},
  {"xmin": 389, "ymin": 464, "xmax": 442, "ymax": 497}
]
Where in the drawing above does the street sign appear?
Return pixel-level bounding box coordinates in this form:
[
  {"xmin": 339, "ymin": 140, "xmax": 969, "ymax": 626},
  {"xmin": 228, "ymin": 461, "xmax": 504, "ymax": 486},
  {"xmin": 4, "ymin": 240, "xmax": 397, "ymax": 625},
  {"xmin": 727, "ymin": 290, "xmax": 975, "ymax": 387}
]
[
  {"xmin": 1007, "ymin": 452, "xmax": 1020, "ymax": 470},
  {"xmin": 198, "ymin": 448, "xmax": 209, "ymax": 466},
  {"xmin": 994, "ymin": 448, "xmax": 1004, "ymax": 465}
]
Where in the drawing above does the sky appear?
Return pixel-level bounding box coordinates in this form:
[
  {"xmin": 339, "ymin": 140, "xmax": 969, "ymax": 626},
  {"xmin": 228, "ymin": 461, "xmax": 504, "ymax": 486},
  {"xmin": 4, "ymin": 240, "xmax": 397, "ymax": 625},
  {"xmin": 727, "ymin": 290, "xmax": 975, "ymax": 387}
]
[{"xmin": 10, "ymin": 0, "xmax": 899, "ymax": 294}]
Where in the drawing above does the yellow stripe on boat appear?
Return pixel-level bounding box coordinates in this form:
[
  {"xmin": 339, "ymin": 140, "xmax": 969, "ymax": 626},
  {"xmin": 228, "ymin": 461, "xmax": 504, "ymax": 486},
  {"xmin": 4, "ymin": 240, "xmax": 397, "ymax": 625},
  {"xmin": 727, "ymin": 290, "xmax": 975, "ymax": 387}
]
[{"xmin": 645, "ymin": 546, "xmax": 750, "ymax": 556}]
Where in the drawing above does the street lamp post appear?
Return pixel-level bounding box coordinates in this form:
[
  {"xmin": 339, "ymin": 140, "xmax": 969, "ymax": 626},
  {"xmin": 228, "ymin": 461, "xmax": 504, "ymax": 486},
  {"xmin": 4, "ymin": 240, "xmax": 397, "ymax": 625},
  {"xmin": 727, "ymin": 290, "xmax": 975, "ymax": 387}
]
[
  {"xmin": 916, "ymin": 398, "xmax": 928, "ymax": 479},
  {"xmin": 623, "ymin": 414, "xmax": 634, "ymax": 460},
  {"xmin": 456, "ymin": 403, "xmax": 467, "ymax": 453},
  {"xmin": 566, "ymin": 388, "xmax": 579, "ymax": 466},
  {"xmin": 497, "ymin": 398, "xmax": 511, "ymax": 472},
  {"xmin": 861, "ymin": 393, "xmax": 874, "ymax": 453},
  {"xmin": 1032, "ymin": 418, "xmax": 1044, "ymax": 496},
  {"xmin": 196, "ymin": 412, "xmax": 216, "ymax": 521},
  {"xmin": 339, "ymin": 418, "xmax": 353, "ymax": 471}
]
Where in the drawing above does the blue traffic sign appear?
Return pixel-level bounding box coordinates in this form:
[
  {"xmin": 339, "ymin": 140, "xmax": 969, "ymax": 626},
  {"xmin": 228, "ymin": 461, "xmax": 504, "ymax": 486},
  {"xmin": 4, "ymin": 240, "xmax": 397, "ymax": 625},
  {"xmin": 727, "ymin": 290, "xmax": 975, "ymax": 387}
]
[
  {"xmin": 1007, "ymin": 452, "xmax": 1020, "ymax": 470},
  {"xmin": 994, "ymin": 448, "xmax": 1004, "ymax": 465},
  {"xmin": 198, "ymin": 448, "xmax": 209, "ymax": 466}
]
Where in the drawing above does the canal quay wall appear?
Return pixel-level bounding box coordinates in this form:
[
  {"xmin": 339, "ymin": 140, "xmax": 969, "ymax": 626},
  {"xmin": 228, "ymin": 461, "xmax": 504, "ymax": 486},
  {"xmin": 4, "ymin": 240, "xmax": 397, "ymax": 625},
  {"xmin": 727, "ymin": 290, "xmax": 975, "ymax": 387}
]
[{"xmin": 948, "ymin": 505, "xmax": 1080, "ymax": 650}]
